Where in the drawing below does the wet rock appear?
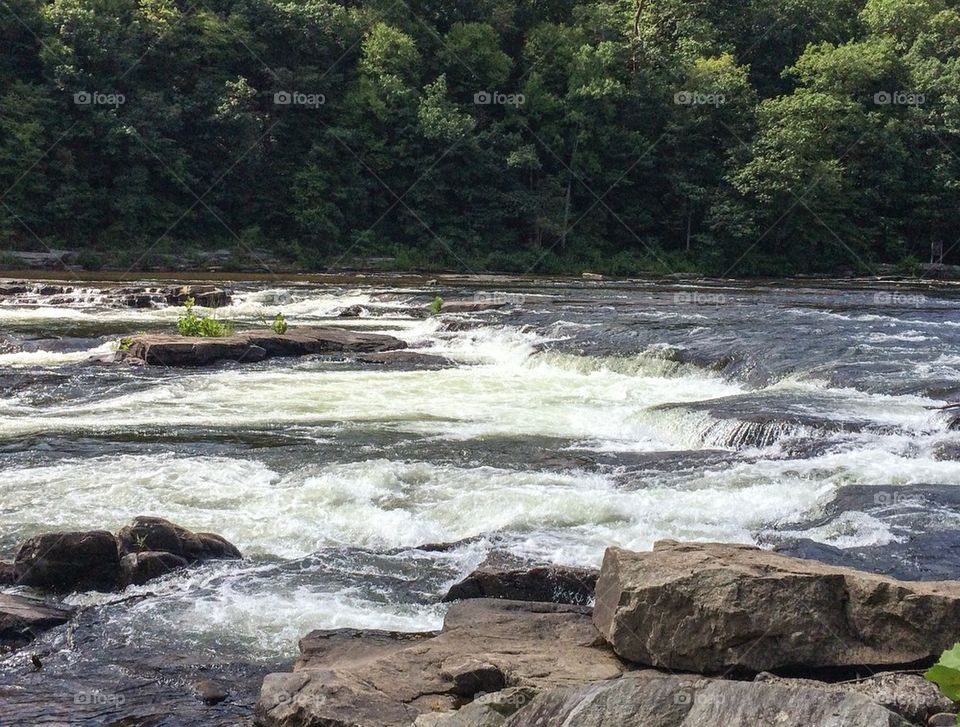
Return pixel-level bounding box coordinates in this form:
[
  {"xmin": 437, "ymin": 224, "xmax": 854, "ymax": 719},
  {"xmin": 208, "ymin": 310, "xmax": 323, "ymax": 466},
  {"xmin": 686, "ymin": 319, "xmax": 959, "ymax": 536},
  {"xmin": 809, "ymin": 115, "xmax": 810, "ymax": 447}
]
[
  {"xmin": 0, "ymin": 594, "xmax": 74, "ymax": 649},
  {"xmin": 442, "ymin": 562, "xmax": 597, "ymax": 605},
  {"xmin": 930, "ymin": 713, "xmax": 959, "ymax": 726},
  {"xmin": 119, "ymin": 551, "xmax": 189, "ymax": 586},
  {"xmin": 14, "ymin": 530, "xmax": 121, "ymax": 592},
  {"xmin": 501, "ymin": 675, "xmax": 909, "ymax": 727},
  {"xmin": 116, "ymin": 517, "xmax": 241, "ymax": 563},
  {"xmin": 438, "ymin": 300, "xmax": 508, "ymax": 314},
  {"xmin": 193, "ymin": 679, "xmax": 229, "ymax": 705},
  {"xmin": 0, "ymin": 560, "xmax": 15, "ymax": 585},
  {"xmin": 356, "ymin": 350, "xmax": 454, "ymax": 368},
  {"xmin": 593, "ymin": 540, "xmax": 960, "ymax": 674},
  {"xmin": 256, "ymin": 599, "xmax": 625, "ymax": 727},
  {"xmin": 767, "ymin": 485, "xmax": 960, "ymax": 580},
  {"xmin": 753, "ymin": 671, "xmax": 953, "ymax": 724},
  {"xmin": 338, "ymin": 304, "xmax": 365, "ymax": 317},
  {"xmin": 125, "ymin": 327, "xmax": 405, "ymax": 366},
  {"xmin": 164, "ymin": 284, "xmax": 229, "ymax": 308}
]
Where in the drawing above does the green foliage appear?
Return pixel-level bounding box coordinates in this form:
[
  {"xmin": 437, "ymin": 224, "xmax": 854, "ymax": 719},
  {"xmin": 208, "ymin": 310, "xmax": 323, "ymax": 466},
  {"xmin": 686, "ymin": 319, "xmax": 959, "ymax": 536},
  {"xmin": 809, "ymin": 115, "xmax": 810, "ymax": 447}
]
[
  {"xmin": 176, "ymin": 298, "xmax": 234, "ymax": 337},
  {"xmin": 430, "ymin": 296, "xmax": 444, "ymax": 314},
  {"xmin": 925, "ymin": 642, "xmax": 960, "ymax": 714},
  {"xmin": 271, "ymin": 312, "xmax": 288, "ymax": 334},
  {"xmin": 1, "ymin": 0, "xmax": 959, "ymax": 276}
]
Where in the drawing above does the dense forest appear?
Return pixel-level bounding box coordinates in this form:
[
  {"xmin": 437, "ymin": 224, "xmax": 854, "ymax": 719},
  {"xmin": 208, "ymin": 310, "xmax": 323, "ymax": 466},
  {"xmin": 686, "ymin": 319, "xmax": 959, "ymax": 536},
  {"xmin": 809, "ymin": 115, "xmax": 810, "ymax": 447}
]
[{"xmin": 1, "ymin": 0, "xmax": 958, "ymax": 274}]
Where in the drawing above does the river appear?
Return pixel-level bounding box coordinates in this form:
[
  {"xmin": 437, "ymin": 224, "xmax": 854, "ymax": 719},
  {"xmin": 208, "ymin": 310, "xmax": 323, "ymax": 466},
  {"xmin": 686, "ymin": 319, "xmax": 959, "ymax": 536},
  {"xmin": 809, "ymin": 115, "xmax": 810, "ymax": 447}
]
[{"xmin": 2, "ymin": 274, "xmax": 959, "ymax": 721}]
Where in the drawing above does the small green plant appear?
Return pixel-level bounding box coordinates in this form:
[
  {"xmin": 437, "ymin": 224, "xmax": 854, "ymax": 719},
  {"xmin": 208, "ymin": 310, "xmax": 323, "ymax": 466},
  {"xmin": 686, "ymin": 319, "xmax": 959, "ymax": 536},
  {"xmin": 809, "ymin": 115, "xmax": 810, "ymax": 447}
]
[
  {"xmin": 133, "ymin": 533, "xmax": 148, "ymax": 552},
  {"xmin": 176, "ymin": 297, "xmax": 234, "ymax": 337},
  {"xmin": 925, "ymin": 642, "xmax": 960, "ymax": 723},
  {"xmin": 271, "ymin": 312, "xmax": 288, "ymax": 334},
  {"xmin": 117, "ymin": 337, "xmax": 133, "ymax": 352},
  {"xmin": 429, "ymin": 295, "xmax": 444, "ymax": 314}
]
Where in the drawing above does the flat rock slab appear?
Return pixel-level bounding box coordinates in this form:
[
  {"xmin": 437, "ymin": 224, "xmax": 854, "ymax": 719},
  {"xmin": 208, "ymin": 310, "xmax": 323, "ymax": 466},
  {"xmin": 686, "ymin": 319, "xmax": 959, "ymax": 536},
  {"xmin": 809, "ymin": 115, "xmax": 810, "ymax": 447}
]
[
  {"xmin": 442, "ymin": 562, "xmax": 597, "ymax": 605},
  {"xmin": 124, "ymin": 327, "xmax": 406, "ymax": 366},
  {"xmin": 256, "ymin": 599, "xmax": 625, "ymax": 727},
  {"xmin": 593, "ymin": 540, "xmax": 960, "ymax": 674},
  {"xmin": 0, "ymin": 594, "xmax": 74, "ymax": 648},
  {"xmin": 501, "ymin": 675, "xmax": 909, "ymax": 727}
]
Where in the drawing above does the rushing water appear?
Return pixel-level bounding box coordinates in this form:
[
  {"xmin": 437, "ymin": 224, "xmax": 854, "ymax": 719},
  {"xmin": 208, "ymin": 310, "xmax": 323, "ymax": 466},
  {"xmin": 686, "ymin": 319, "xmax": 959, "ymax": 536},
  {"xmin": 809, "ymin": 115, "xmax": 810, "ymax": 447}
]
[{"xmin": 2, "ymin": 276, "xmax": 960, "ymax": 667}]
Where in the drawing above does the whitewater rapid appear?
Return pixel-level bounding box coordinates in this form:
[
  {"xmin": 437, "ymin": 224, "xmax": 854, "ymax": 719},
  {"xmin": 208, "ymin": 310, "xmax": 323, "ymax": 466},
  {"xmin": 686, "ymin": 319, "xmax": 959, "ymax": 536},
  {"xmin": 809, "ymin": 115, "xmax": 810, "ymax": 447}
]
[{"xmin": 2, "ymin": 277, "xmax": 959, "ymax": 660}]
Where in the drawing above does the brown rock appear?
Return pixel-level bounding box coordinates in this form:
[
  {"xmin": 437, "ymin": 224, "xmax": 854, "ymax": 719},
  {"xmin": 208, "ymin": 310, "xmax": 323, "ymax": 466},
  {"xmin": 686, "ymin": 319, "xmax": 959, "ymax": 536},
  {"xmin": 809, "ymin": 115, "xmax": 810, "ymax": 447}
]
[
  {"xmin": 125, "ymin": 327, "xmax": 405, "ymax": 366},
  {"xmin": 193, "ymin": 678, "xmax": 229, "ymax": 705},
  {"xmin": 256, "ymin": 599, "xmax": 625, "ymax": 727},
  {"xmin": 119, "ymin": 551, "xmax": 189, "ymax": 586},
  {"xmin": 14, "ymin": 530, "xmax": 121, "ymax": 592},
  {"xmin": 593, "ymin": 541, "xmax": 960, "ymax": 673},
  {"xmin": 116, "ymin": 517, "xmax": 241, "ymax": 563}
]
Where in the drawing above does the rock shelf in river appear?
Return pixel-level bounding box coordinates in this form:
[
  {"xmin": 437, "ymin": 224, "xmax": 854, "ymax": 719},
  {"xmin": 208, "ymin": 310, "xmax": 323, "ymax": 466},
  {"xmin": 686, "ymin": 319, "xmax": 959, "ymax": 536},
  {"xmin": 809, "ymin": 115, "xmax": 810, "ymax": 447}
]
[{"xmin": 120, "ymin": 327, "xmax": 407, "ymax": 366}]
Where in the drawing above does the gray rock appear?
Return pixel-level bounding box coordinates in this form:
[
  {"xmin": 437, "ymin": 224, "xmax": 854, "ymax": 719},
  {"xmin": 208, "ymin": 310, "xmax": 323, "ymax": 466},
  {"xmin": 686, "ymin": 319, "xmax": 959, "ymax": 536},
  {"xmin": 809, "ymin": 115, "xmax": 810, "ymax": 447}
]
[
  {"xmin": 443, "ymin": 562, "xmax": 597, "ymax": 605},
  {"xmin": 14, "ymin": 530, "xmax": 121, "ymax": 592},
  {"xmin": 593, "ymin": 541, "xmax": 960, "ymax": 673},
  {"xmin": 502, "ymin": 676, "xmax": 910, "ymax": 727},
  {"xmin": 0, "ymin": 593, "xmax": 74, "ymax": 649},
  {"xmin": 753, "ymin": 672, "xmax": 953, "ymax": 724}
]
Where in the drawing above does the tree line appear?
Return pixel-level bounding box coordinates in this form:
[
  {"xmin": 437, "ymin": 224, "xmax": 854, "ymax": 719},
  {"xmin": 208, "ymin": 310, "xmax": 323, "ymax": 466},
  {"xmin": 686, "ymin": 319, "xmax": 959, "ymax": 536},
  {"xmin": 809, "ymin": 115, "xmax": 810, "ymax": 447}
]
[{"xmin": 1, "ymin": 0, "xmax": 958, "ymax": 275}]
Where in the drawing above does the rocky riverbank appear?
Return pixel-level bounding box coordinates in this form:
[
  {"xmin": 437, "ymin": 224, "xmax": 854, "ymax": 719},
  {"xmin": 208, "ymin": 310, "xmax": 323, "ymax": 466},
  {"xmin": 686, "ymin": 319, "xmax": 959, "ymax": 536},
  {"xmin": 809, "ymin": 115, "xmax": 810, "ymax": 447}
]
[{"xmin": 3, "ymin": 534, "xmax": 960, "ymax": 725}]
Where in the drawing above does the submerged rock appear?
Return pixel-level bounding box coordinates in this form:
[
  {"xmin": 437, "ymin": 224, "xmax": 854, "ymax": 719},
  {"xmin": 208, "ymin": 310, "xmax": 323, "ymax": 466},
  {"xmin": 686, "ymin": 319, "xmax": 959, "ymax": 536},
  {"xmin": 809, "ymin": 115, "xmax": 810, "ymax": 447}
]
[
  {"xmin": 123, "ymin": 327, "xmax": 406, "ymax": 366},
  {"xmin": 356, "ymin": 350, "xmax": 454, "ymax": 368},
  {"xmin": 500, "ymin": 675, "xmax": 909, "ymax": 727},
  {"xmin": 256, "ymin": 599, "xmax": 625, "ymax": 727},
  {"xmin": 0, "ymin": 594, "xmax": 74, "ymax": 650},
  {"xmin": 442, "ymin": 561, "xmax": 597, "ymax": 605},
  {"xmin": 14, "ymin": 530, "xmax": 121, "ymax": 592},
  {"xmin": 593, "ymin": 540, "xmax": 960, "ymax": 674}
]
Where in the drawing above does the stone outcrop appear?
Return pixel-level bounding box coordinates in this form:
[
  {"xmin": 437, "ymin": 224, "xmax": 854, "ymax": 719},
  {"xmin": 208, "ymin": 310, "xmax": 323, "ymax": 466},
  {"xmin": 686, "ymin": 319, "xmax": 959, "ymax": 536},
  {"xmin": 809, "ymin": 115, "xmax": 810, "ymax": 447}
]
[
  {"xmin": 592, "ymin": 540, "xmax": 960, "ymax": 673},
  {"xmin": 442, "ymin": 561, "xmax": 597, "ymax": 605},
  {"xmin": 0, "ymin": 594, "xmax": 74, "ymax": 650},
  {"xmin": 255, "ymin": 599, "xmax": 625, "ymax": 727},
  {"xmin": 122, "ymin": 327, "xmax": 406, "ymax": 366},
  {"xmin": 116, "ymin": 517, "xmax": 242, "ymax": 562},
  {"xmin": 11, "ymin": 518, "xmax": 240, "ymax": 593},
  {"xmin": 500, "ymin": 675, "xmax": 910, "ymax": 727},
  {"xmin": 356, "ymin": 350, "xmax": 454, "ymax": 368},
  {"xmin": 0, "ymin": 280, "xmax": 230, "ymax": 308},
  {"xmin": 14, "ymin": 530, "xmax": 122, "ymax": 592}
]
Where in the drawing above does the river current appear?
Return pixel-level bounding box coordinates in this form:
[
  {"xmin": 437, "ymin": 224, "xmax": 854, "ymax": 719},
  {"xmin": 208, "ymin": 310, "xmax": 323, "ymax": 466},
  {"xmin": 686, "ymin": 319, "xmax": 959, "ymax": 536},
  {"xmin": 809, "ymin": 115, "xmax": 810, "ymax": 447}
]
[{"xmin": 2, "ymin": 275, "xmax": 960, "ymax": 666}]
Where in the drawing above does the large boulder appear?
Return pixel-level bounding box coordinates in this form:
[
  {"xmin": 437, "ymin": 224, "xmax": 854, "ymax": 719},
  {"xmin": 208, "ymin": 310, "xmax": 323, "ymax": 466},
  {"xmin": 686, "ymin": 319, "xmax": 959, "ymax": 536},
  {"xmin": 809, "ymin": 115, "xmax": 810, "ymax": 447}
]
[
  {"xmin": 164, "ymin": 284, "xmax": 230, "ymax": 308},
  {"xmin": 0, "ymin": 593, "xmax": 74, "ymax": 650},
  {"xmin": 442, "ymin": 560, "xmax": 597, "ymax": 605},
  {"xmin": 116, "ymin": 517, "xmax": 241, "ymax": 563},
  {"xmin": 593, "ymin": 541, "xmax": 960, "ymax": 673},
  {"xmin": 500, "ymin": 675, "xmax": 910, "ymax": 727},
  {"xmin": 256, "ymin": 599, "xmax": 625, "ymax": 727},
  {"xmin": 14, "ymin": 530, "xmax": 121, "ymax": 592}
]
